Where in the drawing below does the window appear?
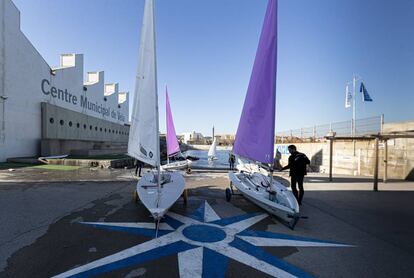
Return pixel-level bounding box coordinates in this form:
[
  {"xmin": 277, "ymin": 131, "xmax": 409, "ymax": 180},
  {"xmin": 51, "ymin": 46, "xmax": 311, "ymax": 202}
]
[
  {"xmin": 60, "ymin": 120, "xmax": 64, "ymax": 126},
  {"xmin": 69, "ymin": 121, "xmax": 73, "ymax": 127},
  {"xmin": 83, "ymin": 124, "xmax": 87, "ymax": 129},
  {"xmin": 49, "ymin": 118, "xmax": 54, "ymax": 124},
  {"xmin": 77, "ymin": 123, "xmax": 80, "ymax": 128}
]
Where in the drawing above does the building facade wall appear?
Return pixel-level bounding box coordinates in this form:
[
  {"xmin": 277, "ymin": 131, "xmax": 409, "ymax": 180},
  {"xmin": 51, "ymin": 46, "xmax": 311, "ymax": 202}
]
[
  {"xmin": 41, "ymin": 103, "xmax": 129, "ymax": 142},
  {"xmin": 0, "ymin": 0, "xmax": 129, "ymax": 161}
]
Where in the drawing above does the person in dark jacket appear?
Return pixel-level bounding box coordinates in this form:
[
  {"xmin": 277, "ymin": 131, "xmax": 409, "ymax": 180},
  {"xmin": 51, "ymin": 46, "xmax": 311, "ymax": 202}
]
[
  {"xmin": 228, "ymin": 153, "xmax": 236, "ymax": 170},
  {"xmin": 281, "ymin": 145, "xmax": 310, "ymax": 205},
  {"xmin": 135, "ymin": 159, "xmax": 144, "ymax": 177}
]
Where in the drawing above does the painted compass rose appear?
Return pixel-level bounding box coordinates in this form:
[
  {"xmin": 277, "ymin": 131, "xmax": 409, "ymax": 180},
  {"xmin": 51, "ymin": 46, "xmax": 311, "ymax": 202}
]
[{"xmin": 54, "ymin": 201, "xmax": 351, "ymax": 278}]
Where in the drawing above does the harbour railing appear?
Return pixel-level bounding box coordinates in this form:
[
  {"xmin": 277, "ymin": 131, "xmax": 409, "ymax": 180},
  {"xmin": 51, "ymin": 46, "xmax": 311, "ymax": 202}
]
[{"xmin": 275, "ymin": 115, "xmax": 383, "ymax": 143}]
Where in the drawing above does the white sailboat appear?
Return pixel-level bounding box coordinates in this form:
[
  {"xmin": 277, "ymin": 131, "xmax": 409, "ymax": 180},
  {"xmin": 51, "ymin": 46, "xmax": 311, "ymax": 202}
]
[
  {"xmin": 227, "ymin": 0, "xmax": 300, "ymax": 229},
  {"xmin": 207, "ymin": 137, "xmax": 218, "ymax": 161},
  {"xmin": 128, "ymin": 0, "xmax": 185, "ymax": 222},
  {"xmin": 161, "ymin": 86, "xmax": 192, "ymax": 172}
]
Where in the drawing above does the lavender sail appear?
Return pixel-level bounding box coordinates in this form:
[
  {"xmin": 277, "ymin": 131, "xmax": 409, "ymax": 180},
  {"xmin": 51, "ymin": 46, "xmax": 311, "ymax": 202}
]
[
  {"xmin": 165, "ymin": 87, "xmax": 180, "ymax": 157},
  {"xmin": 233, "ymin": 0, "xmax": 277, "ymax": 164}
]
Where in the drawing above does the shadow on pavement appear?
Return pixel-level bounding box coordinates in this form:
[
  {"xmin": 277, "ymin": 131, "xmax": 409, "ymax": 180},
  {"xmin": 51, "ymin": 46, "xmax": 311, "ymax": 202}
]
[{"xmin": 304, "ymin": 176, "xmax": 406, "ymax": 184}]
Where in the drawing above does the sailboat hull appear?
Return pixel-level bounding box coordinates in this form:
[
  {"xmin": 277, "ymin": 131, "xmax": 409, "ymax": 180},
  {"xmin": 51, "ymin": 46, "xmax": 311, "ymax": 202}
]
[
  {"xmin": 137, "ymin": 171, "xmax": 185, "ymax": 220},
  {"xmin": 208, "ymin": 156, "xmax": 218, "ymax": 161},
  {"xmin": 228, "ymin": 171, "xmax": 299, "ymax": 223},
  {"xmin": 161, "ymin": 159, "xmax": 192, "ymax": 171}
]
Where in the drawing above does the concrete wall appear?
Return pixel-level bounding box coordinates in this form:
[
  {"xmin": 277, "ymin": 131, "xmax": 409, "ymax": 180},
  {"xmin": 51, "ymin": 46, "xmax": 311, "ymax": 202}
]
[
  {"xmin": 1, "ymin": 0, "xmax": 48, "ymax": 161},
  {"xmin": 41, "ymin": 103, "xmax": 129, "ymax": 142},
  {"xmin": 0, "ymin": 0, "xmax": 129, "ymax": 161},
  {"xmin": 118, "ymin": 92, "xmax": 129, "ymax": 123},
  {"xmin": 0, "ymin": 0, "xmax": 6, "ymax": 150},
  {"xmin": 276, "ymin": 137, "xmax": 414, "ymax": 180},
  {"xmin": 383, "ymin": 120, "xmax": 414, "ymax": 133}
]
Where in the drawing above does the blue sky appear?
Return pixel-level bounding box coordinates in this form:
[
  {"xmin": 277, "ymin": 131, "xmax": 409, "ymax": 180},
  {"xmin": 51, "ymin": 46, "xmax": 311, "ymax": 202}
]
[{"xmin": 13, "ymin": 0, "xmax": 414, "ymax": 136}]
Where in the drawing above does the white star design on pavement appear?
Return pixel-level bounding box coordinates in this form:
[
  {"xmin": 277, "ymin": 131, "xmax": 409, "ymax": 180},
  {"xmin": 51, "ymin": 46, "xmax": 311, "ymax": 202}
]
[{"xmin": 53, "ymin": 201, "xmax": 352, "ymax": 278}]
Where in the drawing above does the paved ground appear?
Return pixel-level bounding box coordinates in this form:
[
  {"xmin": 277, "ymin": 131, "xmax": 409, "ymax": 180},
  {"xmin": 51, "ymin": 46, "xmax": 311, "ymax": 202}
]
[{"xmin": 0, "ymin": 167, "xmax": 414, "ymax": 277}]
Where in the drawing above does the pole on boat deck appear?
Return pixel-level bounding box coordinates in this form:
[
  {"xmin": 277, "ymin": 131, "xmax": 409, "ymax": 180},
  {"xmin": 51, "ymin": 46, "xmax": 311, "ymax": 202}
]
[
  {"xmin": 383, "ymin": 139, "xmax": 388, "ymax": 183},
  {"xmin": 373, "ymin": 137, "xmax": 379, "ymax": 191},
  {"xmin": 269, "ymin": 167, "xmax": 273, "ymax": 185},
  {"xmin": 329, "ymin": 138, "xmax": 333, "ymax": 182}
]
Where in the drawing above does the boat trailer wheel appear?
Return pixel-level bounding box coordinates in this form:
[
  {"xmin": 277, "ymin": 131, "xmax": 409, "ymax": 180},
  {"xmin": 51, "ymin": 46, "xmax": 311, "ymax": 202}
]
[{"xmin": 225, "ymin": 188, "xmax": 232, "ymax": 202}]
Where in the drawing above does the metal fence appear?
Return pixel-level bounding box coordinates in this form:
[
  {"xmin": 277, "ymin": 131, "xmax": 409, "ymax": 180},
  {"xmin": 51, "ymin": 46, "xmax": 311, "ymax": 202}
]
[{"xmin": 276, "ymin": 115, "xmax": 383, "ymax": 143}]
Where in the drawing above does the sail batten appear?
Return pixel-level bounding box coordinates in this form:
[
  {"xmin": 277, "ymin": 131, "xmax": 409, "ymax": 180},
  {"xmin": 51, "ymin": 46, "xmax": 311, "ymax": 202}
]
[
  {"xmin": 166, "ymin": 87, "xmax": 180, "ymax": 157},
  {"xmin": 233, "ymin": 0, "xmax": 278, "ymax": 164},
  {"xmin": 128, "ymin": 0, "xmax": 160, "ymax": 167}
]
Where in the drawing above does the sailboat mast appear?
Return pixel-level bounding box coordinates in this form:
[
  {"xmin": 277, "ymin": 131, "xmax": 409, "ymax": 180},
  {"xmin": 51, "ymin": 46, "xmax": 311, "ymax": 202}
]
[{"xmin": 151, "ymin": 0, "xmax": 161, "ymax": 197}]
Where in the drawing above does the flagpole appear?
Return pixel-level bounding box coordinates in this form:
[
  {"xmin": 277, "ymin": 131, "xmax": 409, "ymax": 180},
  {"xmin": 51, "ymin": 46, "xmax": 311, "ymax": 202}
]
[
  {"xmin": 352, "ymin": 75, "xmax": 356, "ymax": 137},
  {"xmin": 352, "ymin": 74, "xmax": 360, "ymax": 156}
]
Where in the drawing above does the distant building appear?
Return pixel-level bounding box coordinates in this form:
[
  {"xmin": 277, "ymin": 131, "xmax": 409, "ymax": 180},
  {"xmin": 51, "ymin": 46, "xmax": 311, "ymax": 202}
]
[
  {"xmin": 182, "ymin": 131, "xmax": 205, "ymax": 144},
  {"xmin": 216, "ymin": 134, "xmax": 235, "ymax": 145},
  {"xmin": 204, "ymin": 136, "xmax": 213, "ymax": 144}
]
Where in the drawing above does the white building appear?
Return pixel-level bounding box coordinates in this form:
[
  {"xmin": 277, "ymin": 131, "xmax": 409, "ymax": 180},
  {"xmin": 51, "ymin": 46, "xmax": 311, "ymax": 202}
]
[
  {"xmin": 0, "ymin": 0, "xmax": 129, "ymax": 161},
  {"xmin": 182, "ymin": 131, "xmax": 204, "ymax": 144}
]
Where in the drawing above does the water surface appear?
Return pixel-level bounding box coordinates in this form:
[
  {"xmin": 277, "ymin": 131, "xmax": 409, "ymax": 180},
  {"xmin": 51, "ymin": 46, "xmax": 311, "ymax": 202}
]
[{"xmin": 184, "ymin": 149, "xmax": 231, "ymax": 168}]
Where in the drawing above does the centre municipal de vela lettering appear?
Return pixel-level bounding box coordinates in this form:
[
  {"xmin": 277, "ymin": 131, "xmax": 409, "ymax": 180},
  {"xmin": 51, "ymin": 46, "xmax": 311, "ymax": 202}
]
[{"xmin": 41, "ymin": 79, "xmax": 125, "ymax": 121}]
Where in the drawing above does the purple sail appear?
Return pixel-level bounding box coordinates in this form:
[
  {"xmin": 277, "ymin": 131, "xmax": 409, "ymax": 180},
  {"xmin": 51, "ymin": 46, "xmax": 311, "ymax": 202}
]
[
  {"xmin": 166, "ymin": 87, "xmax": 180, "ymax": 157},
  {"xmin": 233, "ymin": 0, "xmax": 277, "ymax": 164}
]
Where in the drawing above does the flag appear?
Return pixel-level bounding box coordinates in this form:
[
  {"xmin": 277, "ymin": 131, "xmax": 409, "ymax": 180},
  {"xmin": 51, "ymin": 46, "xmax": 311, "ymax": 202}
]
[
  {"xmin": 360, "ymin": 82, "xmax": 373, "ymax": 102},
  {"xmin": 345, "ymin": 84, "xmax": 352, "ymax": 108}
]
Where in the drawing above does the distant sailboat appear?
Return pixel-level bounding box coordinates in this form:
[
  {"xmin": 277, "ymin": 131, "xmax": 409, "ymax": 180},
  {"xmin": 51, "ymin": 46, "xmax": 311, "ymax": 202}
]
[
  {"xmin": 128, "ymin": 0, "xmax": 185, "ymax": 223},
  {"xmin": 208, "ymin": 137, "xmax": 218, "ymax": 161},
  {"xmin": 227, "ymin": 0, "xmax": 300, "ymax": 228},
  {"xmin": 162, "ymin": 86, "xmax": 192, "ymax": 172}
]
